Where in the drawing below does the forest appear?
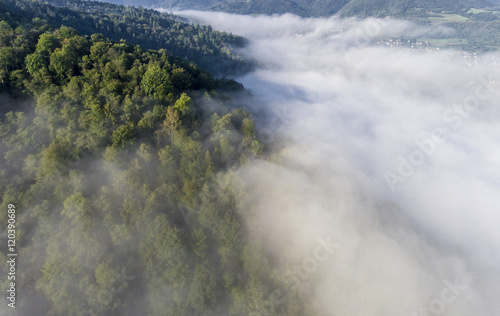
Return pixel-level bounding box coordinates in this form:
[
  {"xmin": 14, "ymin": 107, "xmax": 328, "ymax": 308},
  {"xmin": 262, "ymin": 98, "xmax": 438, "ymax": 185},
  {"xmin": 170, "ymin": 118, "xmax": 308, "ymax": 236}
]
[
  {"xmin": 0, "ymin": 1, "xmax": 317, "ymax": 315},
  {"xmin": 104, "ymin": 0, "xmax": 223, "ymax": 10},
  {"xmin": 1, "ymin": 0, "xmax": 252, "ymax": 76}
]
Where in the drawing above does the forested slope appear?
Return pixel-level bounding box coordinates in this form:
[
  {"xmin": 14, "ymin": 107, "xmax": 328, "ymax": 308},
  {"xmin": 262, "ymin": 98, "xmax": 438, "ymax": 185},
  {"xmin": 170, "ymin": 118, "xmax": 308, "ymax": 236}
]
[
  {"xmin": 104, "ymin": 0, "xmax": 223, "ymax": 10},
  {"xmin": 210, "ymin": 0, "xmax": 345, "ymax": 17},
  {"xmin": 1, "ymin": 0, "xmax": 251, "ymax": 76},
  {"xmin": 0, "ymin": 3, "xmax": 317, "ymax": 315}
]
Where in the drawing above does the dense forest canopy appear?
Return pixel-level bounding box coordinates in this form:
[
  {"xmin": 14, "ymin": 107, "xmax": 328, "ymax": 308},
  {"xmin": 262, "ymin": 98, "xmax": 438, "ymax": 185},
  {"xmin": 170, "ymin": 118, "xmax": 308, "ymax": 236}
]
[
  {"xmin": 1, "ymin": 0, "xmax": 252, "ymax": 77},
  {"xmin": 0, "ymin": 1, "xmax": 320, "ymax": 315},
  {"xmin": 104, "ymin": 0, "xmax": 223, "ymax": 10}
]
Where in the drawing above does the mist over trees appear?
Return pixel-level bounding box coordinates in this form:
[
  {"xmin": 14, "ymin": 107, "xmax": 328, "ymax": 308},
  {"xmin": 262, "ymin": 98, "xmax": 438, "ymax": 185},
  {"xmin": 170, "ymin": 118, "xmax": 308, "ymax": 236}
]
[
  {"xmin": 0, "ymin": 3, "xmax": 318, "ymax": 315},
  {"xmin": 182, "ymin": 10, "xmax": 500, "ymax": 316},
  {"xmin": 2, "ymin": 0, "xmax": 500, "ymax": 315}
]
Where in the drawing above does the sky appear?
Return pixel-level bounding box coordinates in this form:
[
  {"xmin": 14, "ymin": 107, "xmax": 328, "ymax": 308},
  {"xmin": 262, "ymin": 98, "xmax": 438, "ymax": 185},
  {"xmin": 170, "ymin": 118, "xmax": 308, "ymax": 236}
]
[{"xmin": 174, "ymin": 11, "xmax": 500, "ymax": 315}]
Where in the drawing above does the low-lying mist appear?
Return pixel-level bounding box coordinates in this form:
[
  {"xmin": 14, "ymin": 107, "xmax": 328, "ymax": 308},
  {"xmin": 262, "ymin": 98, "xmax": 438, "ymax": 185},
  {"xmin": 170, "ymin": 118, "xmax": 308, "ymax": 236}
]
[{"xmin": 178, "ymin": 11, "xmax": 500, "ymax": 315}]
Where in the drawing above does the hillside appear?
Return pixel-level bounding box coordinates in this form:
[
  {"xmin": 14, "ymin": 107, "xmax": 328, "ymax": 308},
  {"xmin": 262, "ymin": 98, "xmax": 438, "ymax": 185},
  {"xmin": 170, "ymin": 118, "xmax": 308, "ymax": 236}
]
[
  {"xmin": 105, "ymin": 0, "xmax": 223, "ymax": 10},
  {"xmin": 209, "ymin": 0, "xmax": 497, "ymax": 17},
  {"xmin": 337, "ymin": 0, "xmax": 495, "ymax": 17},
  {"xmin": 210, "ymin": 0, "xmax": 345, "ymax": 17},
  {"xmin": 1, "ymin": 0, "xmax": 252, "ymax": 76}
]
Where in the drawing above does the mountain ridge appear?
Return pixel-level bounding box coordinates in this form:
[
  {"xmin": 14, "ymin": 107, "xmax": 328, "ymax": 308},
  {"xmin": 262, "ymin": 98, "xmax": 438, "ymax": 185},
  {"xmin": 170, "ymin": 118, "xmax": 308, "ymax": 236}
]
[{"xmin": 209, "ymin": 0, "xmax": 497, "ymax": 17}]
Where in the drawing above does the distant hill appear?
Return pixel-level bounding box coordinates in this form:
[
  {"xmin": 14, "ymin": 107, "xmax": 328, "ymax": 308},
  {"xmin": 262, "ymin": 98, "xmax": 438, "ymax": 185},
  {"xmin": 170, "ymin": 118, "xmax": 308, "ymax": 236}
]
[
  {"xmin": 210, "ymin": 0, "xmax": 346, "ymax": 17},
  {"xmin": 102, "ymin": 0, "xmax": 223, "ymax": 10},
  {"xmin": 337, "ymin": 0, "xmax": 496, "ymax": 17},
  {"xmin": 209, "ymin": 0, "xmax": 497, "ymax": 17}
]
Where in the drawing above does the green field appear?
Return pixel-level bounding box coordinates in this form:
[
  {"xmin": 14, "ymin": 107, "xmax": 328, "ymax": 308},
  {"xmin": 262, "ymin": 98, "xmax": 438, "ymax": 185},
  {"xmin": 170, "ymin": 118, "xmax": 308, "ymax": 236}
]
[
  {"xmin": 427, "ymin": 13, "xmax": 470, "ymax": 22},
  {"xmin": 417, "ymin": 37, "xmax": 469, "ymax": 47},
  {"xmin": 467, "ymin": 8, "xmax": 493, "ymax": 14}
]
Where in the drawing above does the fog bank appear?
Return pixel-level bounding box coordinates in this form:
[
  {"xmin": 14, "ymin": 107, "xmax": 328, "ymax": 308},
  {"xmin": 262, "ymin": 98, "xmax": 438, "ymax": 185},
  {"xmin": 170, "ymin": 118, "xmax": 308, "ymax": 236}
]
[{"xmin": 179, "ymin": 11, "xmax": 500, "ymax": 315}]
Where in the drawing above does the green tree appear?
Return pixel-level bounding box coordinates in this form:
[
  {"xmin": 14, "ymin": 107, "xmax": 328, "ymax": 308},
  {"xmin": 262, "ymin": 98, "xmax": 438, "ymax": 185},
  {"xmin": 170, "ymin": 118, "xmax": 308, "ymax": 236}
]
[
  {"xmin": 141, "ymin": 63, "xmax": 172, "ymax": 99},
  {"xmin": 187, "ymin": 263, "xmax": 217, "ymax": 313},
  {"xmin": 171, "ymin": 67, "xmax": 192, "ymax": 91},
  {"xmin": 112, "ymin": 123, "xmax": 135, "ymax": 147}
]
